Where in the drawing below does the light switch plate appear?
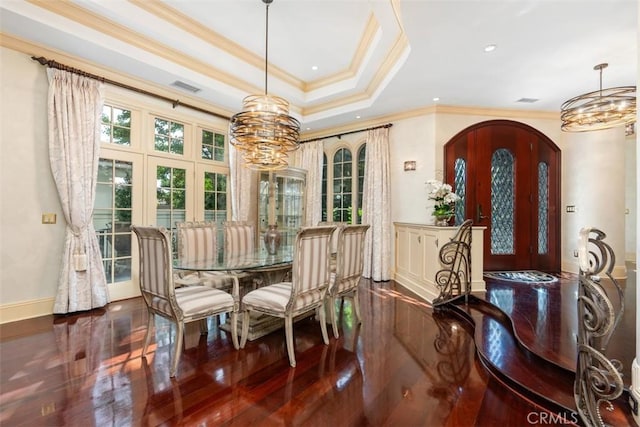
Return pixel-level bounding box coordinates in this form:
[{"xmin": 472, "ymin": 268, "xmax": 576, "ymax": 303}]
[{"xmin": 42, "ymin": 213, "xmax": 57, "ymax": 224}]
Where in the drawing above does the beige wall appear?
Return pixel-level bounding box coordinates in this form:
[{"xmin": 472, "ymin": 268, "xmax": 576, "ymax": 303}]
[
  {"xmin": 1, "ymin": 48, "xmax": 63, "ymax": 320},
  {"xmin": 0, "ymin": 45, "xmax": 634, "ymax": 322}
]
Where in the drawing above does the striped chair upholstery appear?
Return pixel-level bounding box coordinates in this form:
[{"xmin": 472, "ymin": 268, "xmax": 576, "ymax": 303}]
[
  {"xmin": 223, "ymin": 221, "xmax": 255, "ymax": 256},
  {"xmin": 176, "ymin": 221, "xmax": 234, "ymax": 290},
  {"xmin": 240, "ymin": 225, "xmax": 336, "ymax": 367},
  {"xmin": 131, "ymin": 225, "xmax": 239, "ymax": 377},
  {"xmin": 318, "ymin": 221, "xmax": 347, "ymax": 257},
  {"xmin": 326, "ymin": 224, "xmax": 370, "ymax": 338}
]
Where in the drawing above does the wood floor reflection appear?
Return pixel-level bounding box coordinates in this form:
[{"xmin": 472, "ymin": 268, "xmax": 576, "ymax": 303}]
[{"xmin": 0, "ymin": 273, "xmax": 635, "ymax": 426}]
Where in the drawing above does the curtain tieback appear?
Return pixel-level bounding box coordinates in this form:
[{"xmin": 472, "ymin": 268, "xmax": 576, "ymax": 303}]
[{"xmin": 70, "ymin": 225, "xmax": 88, "ymax": 272}]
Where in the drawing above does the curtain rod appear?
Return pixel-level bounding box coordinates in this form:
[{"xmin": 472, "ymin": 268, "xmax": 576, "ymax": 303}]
[
  {"xmin": 300, "ymin": 123, "xmax": 393, "ymax": 143},
  {"xmin": 31, "ymin": 56, "xmax": 230, "ymax": 121}
]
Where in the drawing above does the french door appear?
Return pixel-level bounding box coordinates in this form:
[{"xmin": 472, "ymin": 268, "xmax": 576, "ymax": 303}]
[{"xmin": 445, "ymin": 120, "xmax": 560, "ymax": 272}]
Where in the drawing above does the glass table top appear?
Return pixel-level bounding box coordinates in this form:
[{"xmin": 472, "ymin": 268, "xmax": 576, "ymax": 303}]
[{"xmin": 173, "ymin": 246, "xmax": 294, "ymax": 272}]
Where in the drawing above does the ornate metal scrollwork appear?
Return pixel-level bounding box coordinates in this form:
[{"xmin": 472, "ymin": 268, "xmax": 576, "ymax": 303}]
[
  {"xmin": 433, "ymin": 219, "xmax": 472, "ymax": 306},
  {"xmin": 574, "ymin": 227, "xmax": 625, "ymax": 427}
]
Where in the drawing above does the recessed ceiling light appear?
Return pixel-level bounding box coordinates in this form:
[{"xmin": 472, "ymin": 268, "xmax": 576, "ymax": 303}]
[
  {"xmin": 311, "ymin": 65, "xmax": 318, "ymax": 71},
  {"xmin": 433, "ymin": 97, "xmax": 440, "ymax": 102},
  {"xmin": 306, "ymin": 127, "xmax": 311, "ymax": 130},
  {"xmin": 484, "ymin": 44, "xmax": 497, "ymax": 53},
  {"xmin": 356, "ymin": 115, "xmax": 361, "ymax": 119}
]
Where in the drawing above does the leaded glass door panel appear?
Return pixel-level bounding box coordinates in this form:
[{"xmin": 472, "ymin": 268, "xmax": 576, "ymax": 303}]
[{"xmin": 445, "ymin": 120, "xmax": 560, "ymax": 271}]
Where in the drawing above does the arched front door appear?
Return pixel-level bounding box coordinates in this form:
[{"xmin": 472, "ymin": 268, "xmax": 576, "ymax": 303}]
[{"xmin": 444, "ymin": 120, "xmax": 561, "ymax": 272}]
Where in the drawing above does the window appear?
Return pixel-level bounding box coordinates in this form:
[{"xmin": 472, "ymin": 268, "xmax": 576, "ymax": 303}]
[
  {"xmin": 454, "ymin": 158, "xmax": 466, "ymax": 225},
  {"xmin": 333, "ymin": 148, "xmax": 352, "ymax": 222},
  {"xmin": 357, "ymin": 145, "xmax": 366, "ymax": 224},
  {"xmin": 101, "ymin": 105, "xmax": 131, "ymax": 146},
  {"xmin": 97, "ymin": 95, "xmax": 230, "ymax": 300},
  {"xmin": 321, "ymin": 153, "xmax": 327, "ymax": 222},
  {"xmin": 94, "ymin": 158, "xmax": 133, "ymax": 284},
  {"xmin": 154, "ymin": 117, "xmax": 184, "ymax": 155},
  {"xmin": 322, "ymin": 142, "xmax": 366, "ymax": 224},
  {"xmin": 156, "ymin": 165, "xmax": 187, "ymax": 228},
  {"xmin": 201, "ymin": 129, "xmax": 226, "ymax": 162}
]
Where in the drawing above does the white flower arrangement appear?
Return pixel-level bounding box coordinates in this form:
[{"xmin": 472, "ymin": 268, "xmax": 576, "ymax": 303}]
[{"xmin": 426, "ymin": 179, "xmax": 460, "ymax": 219}]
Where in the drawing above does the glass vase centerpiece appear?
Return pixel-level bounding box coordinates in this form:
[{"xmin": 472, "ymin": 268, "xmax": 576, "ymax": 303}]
[{"xmin": 427, "ymin": 179, "xmax": 460, "ymax": 226}]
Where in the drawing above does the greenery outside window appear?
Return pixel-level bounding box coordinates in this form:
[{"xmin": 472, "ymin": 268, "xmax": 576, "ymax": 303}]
[
  {"xmin": 154, "ymin": 117, "xmax": 184, "ymax": 155},
  {"xmin": 101, "ymin": 105, "xmax": 131, "ymax": 146},
  {"xmin": 201, "ymin": 129, "xmax": 226, "ymax": 162},
  {"xmin": 322, "ymin": 143, "xmax": 366, "ymax": 224},
  {"xmin": 94, "ymin": 158, "xmax": 133, "ymax": 283}
]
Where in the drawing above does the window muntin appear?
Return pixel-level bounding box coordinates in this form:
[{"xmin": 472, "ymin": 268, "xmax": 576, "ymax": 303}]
[
  {"xmin": 154, "ymin": 117, "xmax": 185, "ymax": 155},
  {"xmin": 201, "ymin": 129, "xmax": 225, "ymax": 162},
  {"xmin": 101, "ymin": 105, "xmax": 131, "ymax": 146}
]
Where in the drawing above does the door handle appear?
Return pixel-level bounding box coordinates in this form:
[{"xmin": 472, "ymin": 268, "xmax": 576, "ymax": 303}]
[{"xmin": 477, "ymin": 204, "xmax": 489, "ymax": 222}]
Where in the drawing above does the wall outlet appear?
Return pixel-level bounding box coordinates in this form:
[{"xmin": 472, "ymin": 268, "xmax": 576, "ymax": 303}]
[
  {"xmin": 566, "ymin": 205, "xmax": 576, "ymax": 213},
  {"xmin": 42, "ymin": 213, "xmax": 57, "ymax": 224},
  {"xmin": 573, "ymin": 250, "xmax": 579, "ymax": 257}
]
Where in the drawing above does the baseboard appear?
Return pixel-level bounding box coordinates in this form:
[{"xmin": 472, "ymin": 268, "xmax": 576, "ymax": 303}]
[
  {"xmin": 0, "ymin": 297, "xmax": 55, "ymax": 324},
  {"xmin": 393, "ymin": 272, "xmax": 437, "ymax": 303},
  {"xmin": 561, "ymin": 260, "xmax": 628, "ymax": 279}
]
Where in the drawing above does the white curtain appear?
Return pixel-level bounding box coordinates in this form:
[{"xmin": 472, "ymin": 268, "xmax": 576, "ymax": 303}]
[
  {"xmin": 291, "ymin": 140, "xmax": 324, "ymax": 226},
  {"xmin": 362, "ymin": 127, "xmax": 391, "ymax": 281},
  {"xmin": 229, "ymin": 143, "xmax": 254, "ymax": 222},
  {"xmin": 47, "ymin": 69, "xmax": 108, "ymax": 313}
]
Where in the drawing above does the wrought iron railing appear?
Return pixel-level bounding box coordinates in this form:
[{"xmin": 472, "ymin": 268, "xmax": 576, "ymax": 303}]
[
  {"xmin": 433, "ymin": 219, "xmax": 472, "ymax": 306},
  {"xmin": 574, "ymin": 227, "xmax": 625, "ymax": 427}
]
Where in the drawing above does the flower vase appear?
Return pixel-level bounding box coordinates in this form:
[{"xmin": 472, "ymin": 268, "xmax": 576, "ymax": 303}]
[
  {"xmin": 435, "ymin": 215, "xmax": 451, "ymax": 227},
  {"xmin": 264, "ymin": 224, "xmax": 281, "ymax": 255}
]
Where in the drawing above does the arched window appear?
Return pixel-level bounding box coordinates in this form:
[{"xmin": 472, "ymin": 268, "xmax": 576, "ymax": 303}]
[{"xmin": 322, "ymin": 142, "xmax": 366, "ymax": 224}]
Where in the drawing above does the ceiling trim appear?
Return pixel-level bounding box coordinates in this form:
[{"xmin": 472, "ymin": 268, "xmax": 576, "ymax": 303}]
[
  {"xmin": 301, "ymin": 31, "xmax": 410, "ymax": 118},
  {"xmin": 304, "ymin": 13, "xmax": 379, "ymax": 92},
  {"xmin": 27, "ymin": 0, "xmax": 261, "ymax": 94},
  {"xmin": 128, "ymin": 0, "xmax": 303, "ymax": 91},
  {"xmin": 0, "ymin": 33, "xmax": 235, "ymax": 120}
]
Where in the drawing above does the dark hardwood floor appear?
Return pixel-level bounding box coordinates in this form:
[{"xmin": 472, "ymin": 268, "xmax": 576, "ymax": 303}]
[{"xmin": 0, "ymin": 269, "xmax": 636, "ymax": 426}]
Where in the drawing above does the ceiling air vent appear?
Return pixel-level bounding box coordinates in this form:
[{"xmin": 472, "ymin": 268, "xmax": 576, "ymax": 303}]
[
  {"xmin": 516, "ymin": 97, "xmax": 539, "ymax": 103},
  {"xmin": 171, "ymin": 80, "xmax": 201, "ymax": 93}
]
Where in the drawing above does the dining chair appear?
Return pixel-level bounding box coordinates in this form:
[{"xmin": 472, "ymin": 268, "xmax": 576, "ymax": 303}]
[
  {"xmin": 326, "ymin": 224, "xmax": 370, "ymax": 338},
  {"xmin": 131, "ymin": 225, "xmax": 239, "ymax": 377},
  {"xmin": 240, "ymin": 225, "xmax": 336, "ymax": 367},
  {"xmin": 175, "ymin": 221, "xmax": 236, "ymax": 291},
  {"xmin": 317, "ymin": 221, "xmax": 347, "ymax": 256},
  {"xmin": 223, "ymin": 221, "xmax": 255, "ymax": 256}
]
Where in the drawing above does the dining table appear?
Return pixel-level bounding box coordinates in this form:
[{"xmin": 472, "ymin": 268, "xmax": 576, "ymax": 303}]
[{"xmin": 173, "ymin": 246, "xmax": 297, "ymax": 341}]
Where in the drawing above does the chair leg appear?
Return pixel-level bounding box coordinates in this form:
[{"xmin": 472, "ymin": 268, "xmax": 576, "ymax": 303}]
[
  {"xmin": 170, "ymin": 321, "xmax": 185, "ymax": 378},
  {"xmin": 199, "ymin": 318, "xmax": 208, "ymax": 334},
  {"xmin": 142, "ymin": 313, "xmax": 154, "ymax": 358},
  {"xmin": 318, "ymin": 303, "xmax": 330, "ymax": 345},
  {"xmin": 353, "ymin": 289, "xmax": 362, "ymax": 324},
  {"xmin": 240, "ymin": 310, "xmax": 250, "ymax": 349},
  {"xmin": 329, "ymin": 295, "xmax": 339, "ymax": 338},
  {"xmin": 230, "ymin": 310, "xmax": 239, "ymax": 350},
  {"xmin": 284, "ymin": 314, "xmax": 296, "ymax": 367}
]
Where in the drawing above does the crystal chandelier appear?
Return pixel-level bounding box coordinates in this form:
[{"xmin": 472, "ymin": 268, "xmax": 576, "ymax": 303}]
[
  {"xmin": 229, "ymin": 0, "xmax": 300, "ymax": 170},
  {"xmin": 560, "ymin": 63, "xmax": 636, "ymax": 132}
]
